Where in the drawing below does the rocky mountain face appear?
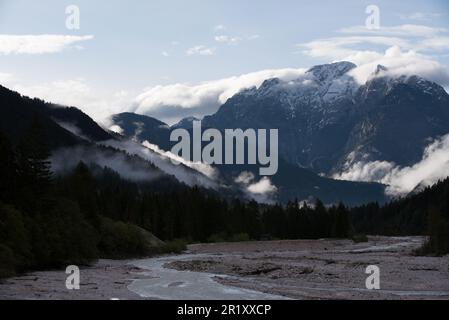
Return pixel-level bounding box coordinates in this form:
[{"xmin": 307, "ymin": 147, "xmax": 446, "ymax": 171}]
[
  {"xmin": 342, "ymin": 74, "xmax": 449, "ymax": 172},
  {"xmin": 202, "ymin": 62, "xmax": 449, "ymax": 175}
]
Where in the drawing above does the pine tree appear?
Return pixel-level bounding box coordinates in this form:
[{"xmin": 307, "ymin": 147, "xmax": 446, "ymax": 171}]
[
  {"xmin": 0, "ymin": 131, "xmax": 18, "ymax": 204},
  {"xmin": 333, "ymin": 203, "xmax": 352, "ymax": 238},
  {"xmin": 65, "ymin": 162, "xmax": 100, "ymax": 226},
  {"xmin": 16, "ymin": 116, "xmax": 53, "ymax": 210}
]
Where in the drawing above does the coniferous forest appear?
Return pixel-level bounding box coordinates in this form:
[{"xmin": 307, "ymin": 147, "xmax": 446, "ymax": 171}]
[{"xmin": 1, "ymin": 119, "xmax": 449, "ymax": 278}]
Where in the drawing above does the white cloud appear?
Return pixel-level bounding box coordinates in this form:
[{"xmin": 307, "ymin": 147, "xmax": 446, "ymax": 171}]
[
  {"xmin": 0, "ymin": 66, "xmax": 301, "ymax": 127},
  {"xmin": 102, "ymin": 139, "xmax": 219, "ymax": 189},
  {"xmin": 109, "ymin": 125, "xmax": 124, "ymax": 135},
  {"xmin": 298, "ymin": 23, "xmax": 449, "ymax": 88},
  {"xmin": 55, "ymin": 121, "xmax": 92, "ymax": 141},
  {"xmin": 347, "ymin": 46, "xmax": 449, "ymax": 87},
  {"xmin": 161, "ymin": 51, "xmax": 170, "ymax": 57},
  {"xmin": 214, "ymin": 25, "xmax": 226, "ymax": 32},
  {"xmin": 6, "ymin": 78, "xmax": 133, "ymax": 125},
  {"xmin": 214, "ymin": 35, "xmax": 242, "ymax": 45},
  {"xmin": 235, "ymin": 171, "xmax": 255, "ymax": 184},
  {"xmin": 186, "ymin": 45, "xmax": 216, "ymax": 56},
  {"xmin": 300, "ymin": 36, "xmax": 412, "ymax": 62},
  {"xmin": 0, "ymin": 34, "xmax": 94, "ymax": 55},
  {"xmin": 247, "ymin": 177, "xmax": 277, "ymax": 195},
  {"xmin": 419, "ymin": 36, "xmax": 449, "ymax": 52},
  {"xmin": 142, "ymin": 140, "xmax": 218, "ymax": 180},
  {"xmin": 299, "ymin": 24, "xmax": 449, "ymax": 62},
  {"xmin": 0, "ymin": 72, "xmax": 13, "ymax": 85},
  {"xmin": 132, "ymin": 67, "xmax": 307, "ymax": 124},
  {"xmin": 334, "ymin": 134, "xmax": 449, "ymax": 197},
  {"xmin": 334, "ymin": 161, "xmax": 396, "ymax": 183},
  {"xmin": 234, "ymin": 171, "xmax": 277, "ymax": 203}
]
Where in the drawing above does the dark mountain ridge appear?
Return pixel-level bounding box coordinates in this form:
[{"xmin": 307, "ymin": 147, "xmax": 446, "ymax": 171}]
[{"xmin": 0, "ymin": 85, "xmax": 114, "ymax": 149}]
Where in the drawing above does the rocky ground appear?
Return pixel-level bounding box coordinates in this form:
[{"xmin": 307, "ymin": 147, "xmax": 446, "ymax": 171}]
[
  {"xmin": 0, "ymin": 236, "xmax": 448, "ymax": 300},
  {"xmin": 0, "ymin": 260, "xmax": 147, "ymax": 300},
  {"xmin": 172, "ymin": 236, "xmax": 449, "ymax": 299}
]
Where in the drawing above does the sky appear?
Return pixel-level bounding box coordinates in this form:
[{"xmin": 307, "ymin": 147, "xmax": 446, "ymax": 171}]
[{"xmin": 1, "ymin": 0, "xmax": 449, "ymax": 125}]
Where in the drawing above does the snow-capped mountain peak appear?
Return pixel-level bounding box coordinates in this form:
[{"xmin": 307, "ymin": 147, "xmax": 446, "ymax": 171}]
[
  {"xmin": 235, "ymin": 61, "xmax": 360, "ymax": 109},
  {"xmin": 306, "ymin": 61, "xmax": 357, "ymax": 83}
]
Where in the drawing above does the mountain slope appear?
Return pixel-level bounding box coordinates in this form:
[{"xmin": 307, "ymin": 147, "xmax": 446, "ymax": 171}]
[
  {"xmin": 202, "ymin": 62, "xmax": 362, "ymax": 173},
  {"xmin": 0, "ymin": 85, "xmax": 114, "ymax": 149},
  {"xmin": 112, "ymin": 112, "xmax": 387, "ymax": 205},
  {"xmin": 338, "ymin": 74, "xmax": 449, "ymax": 171},
  {"xmin": 0, "ymin": 86, "xmax": 222, "ymax": 196}
]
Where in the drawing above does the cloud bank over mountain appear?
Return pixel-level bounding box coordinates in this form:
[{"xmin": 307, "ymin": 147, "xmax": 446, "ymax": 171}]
[
  {"xmin": 334, "ymin": 133, "xmax": 449, "ymax": 197},
  {"xmin": 2, "ymin": 21, "xmax": 449, "ymax": 127},
  {"xmin": 130, "ymin": 68, "xmax": 308, "ymax": 124},
  {"xmin": 130, "ymin": 49, "xmax": 449, "ymax": 124}
]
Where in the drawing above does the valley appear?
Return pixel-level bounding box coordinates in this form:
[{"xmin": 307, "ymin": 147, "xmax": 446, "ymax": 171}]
[{"xmin": 1, "ymin": 0, "xmax": 449, "ymax": 305}]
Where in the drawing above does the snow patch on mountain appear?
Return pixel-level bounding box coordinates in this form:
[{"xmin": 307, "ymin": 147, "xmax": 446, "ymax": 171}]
[{"xmin": 238, "ymin": 61, "xmax": 361, "ymax": 112}]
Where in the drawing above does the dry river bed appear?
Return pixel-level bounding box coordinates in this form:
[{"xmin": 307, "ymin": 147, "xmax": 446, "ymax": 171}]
[{"xmin": 0, "ymin": 236, "xmax": 448, "ymax": 300}]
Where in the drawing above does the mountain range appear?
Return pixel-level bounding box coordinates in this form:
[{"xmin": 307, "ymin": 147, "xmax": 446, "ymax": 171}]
[
  {"xmin": 2, "ymin": 61, "xmax": 448, "ymax": 206},
  {"xmin": 202, "ymin": 62, "xmax": 449, "ymax": 175},
  {"xmin": 109, "ymin": 61, "xmax": 449, "ymax": 203}
]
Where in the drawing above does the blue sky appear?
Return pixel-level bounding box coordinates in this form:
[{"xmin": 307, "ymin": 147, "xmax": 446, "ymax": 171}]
[{"xmin": 1, "ymin": 0, "xmax": 449, "ymax": 124}]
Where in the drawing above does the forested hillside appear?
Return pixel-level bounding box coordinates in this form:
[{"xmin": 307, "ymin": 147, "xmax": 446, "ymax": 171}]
[
  {"xmin": 1, "ymin": 118, "xmax": 448, "ymax": 278},
  {"xmin": 0, "ymin": 120, "xmax": 352, "ymax": 278},
  {"xmin": 351, "ymin": 178, "xmax": 449, "ymax": 255}
]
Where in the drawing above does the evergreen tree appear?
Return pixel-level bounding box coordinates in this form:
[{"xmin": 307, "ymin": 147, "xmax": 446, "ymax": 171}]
[
  {"xmin": 332, "ymin": 203, "xmax": 352, "ymax": 238},
  {"xmin": 16, "ymin": 117, "xmax": 53, "ymax": 211},
  {"xmin": 0, "ymin": 131, "xmax": 18, "ymax": 203}
]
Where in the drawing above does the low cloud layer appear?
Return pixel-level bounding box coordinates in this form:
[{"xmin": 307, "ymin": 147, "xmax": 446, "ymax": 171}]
[
  {"xmin": 51, "ymin": 145, "xmax": 161, "ymax": 183},
  {"xmin": 0, "ymin": 34, "xmax": 94, "ymax": 55},
  {"xmin": 51, "ymin": 120, "xmax": 220, "ymax": 189},
  {"xmin": 334, "ymin": 134, "xmax": 449, "ymax": 197},
  {"xmin": 141, "ymin": 141, "xmax": 218, "ymax": 180},
  {"xmin": 102, "ymin": 139, "xmax": 219, "ymax": 189}
]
